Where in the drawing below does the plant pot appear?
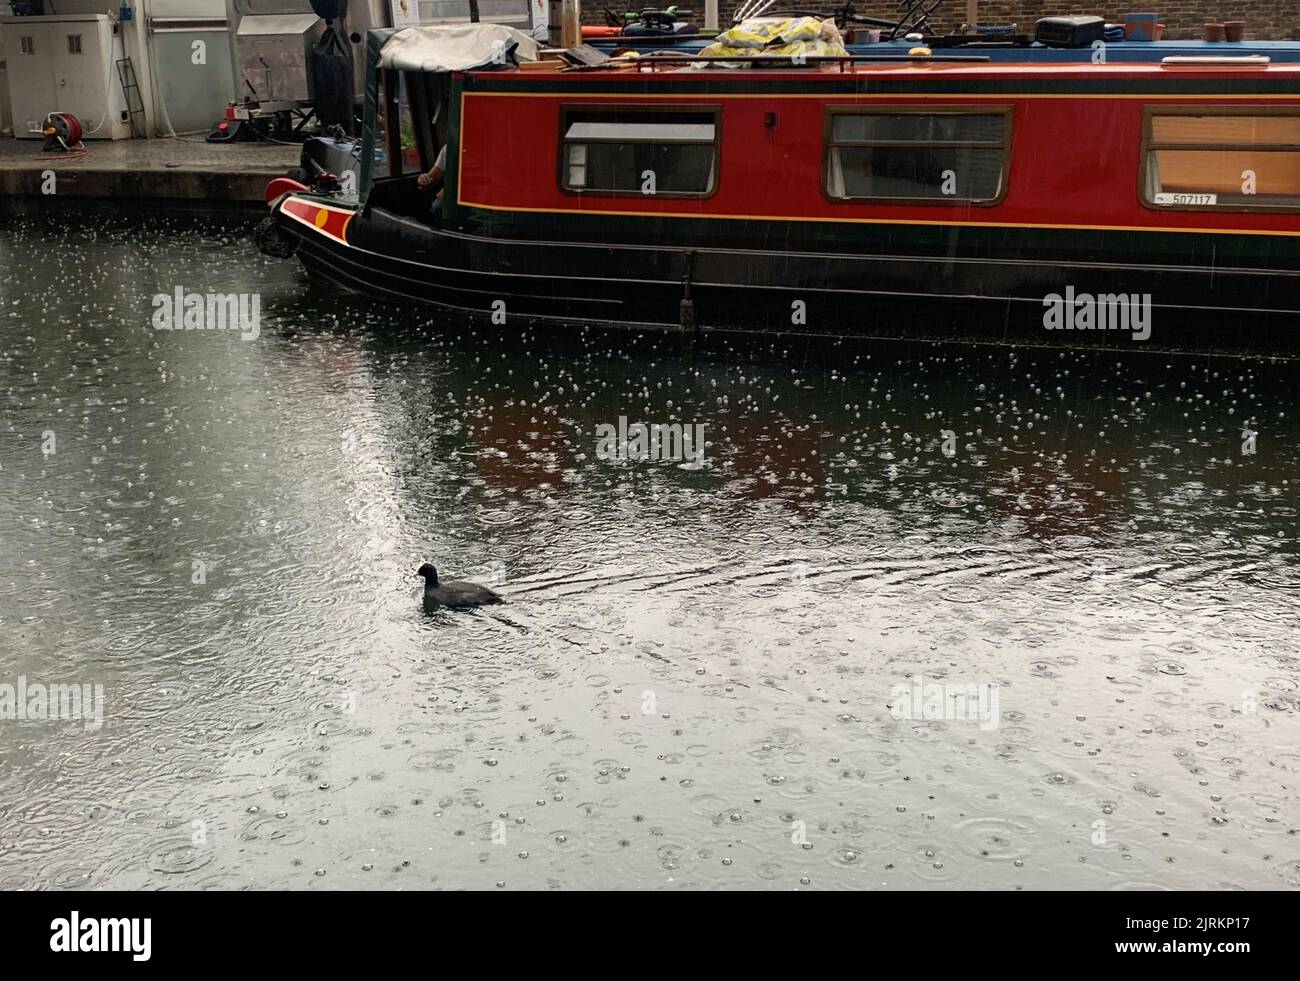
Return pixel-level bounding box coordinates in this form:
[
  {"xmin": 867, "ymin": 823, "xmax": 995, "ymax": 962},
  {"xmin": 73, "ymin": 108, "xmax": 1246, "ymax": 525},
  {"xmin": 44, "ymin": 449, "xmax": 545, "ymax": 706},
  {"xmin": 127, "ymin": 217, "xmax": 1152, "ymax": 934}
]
[
  {"xmin": 1204, "ymin": 23, "xmax": 1225, "ymax": 42},
  {"xmin": 1224, "ymin": 21, "xmax": 1245, "ymax": 41},
  {"xmin": 1154, "ymin": 23, "xmax": 1165, "ymax": 41}
]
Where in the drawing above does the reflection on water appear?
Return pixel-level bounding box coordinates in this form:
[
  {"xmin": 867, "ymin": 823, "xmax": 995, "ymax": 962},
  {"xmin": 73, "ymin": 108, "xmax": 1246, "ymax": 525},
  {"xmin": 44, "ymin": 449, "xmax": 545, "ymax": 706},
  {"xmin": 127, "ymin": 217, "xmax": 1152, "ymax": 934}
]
[{"xmin": 1, "ymin": 214, "xmax": 1298, "ymax": 890}]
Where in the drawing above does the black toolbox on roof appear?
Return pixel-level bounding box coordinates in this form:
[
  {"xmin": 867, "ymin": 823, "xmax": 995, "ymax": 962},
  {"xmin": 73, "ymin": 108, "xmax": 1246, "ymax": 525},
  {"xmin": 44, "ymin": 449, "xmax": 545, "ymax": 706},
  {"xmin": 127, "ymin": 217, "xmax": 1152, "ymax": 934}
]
[{"xmin": 1035, "ymin": 15, "xmax": 1106, "ymax": 48}]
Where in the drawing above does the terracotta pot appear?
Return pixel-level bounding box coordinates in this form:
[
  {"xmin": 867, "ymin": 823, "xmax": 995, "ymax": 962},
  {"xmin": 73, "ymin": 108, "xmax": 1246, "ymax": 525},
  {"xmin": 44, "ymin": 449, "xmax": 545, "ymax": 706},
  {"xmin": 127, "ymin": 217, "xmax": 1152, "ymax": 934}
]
[
  {"xmin": 1204, "ymin": 23, "xmax": 1225, "ymax": 42},
  {"xmin": 1154, "ymin": 23, "xmax": 1165, "ymax": 41},
  {"xmin": 1224, "ymin": 21, "xmax": 1246, "ymax": 41}
]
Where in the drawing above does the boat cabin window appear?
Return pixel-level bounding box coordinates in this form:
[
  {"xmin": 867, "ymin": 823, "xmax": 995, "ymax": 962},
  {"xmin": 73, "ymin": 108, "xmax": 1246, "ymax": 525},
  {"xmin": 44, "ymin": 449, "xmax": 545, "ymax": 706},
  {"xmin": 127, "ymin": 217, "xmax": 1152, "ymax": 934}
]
[
  {"xmin": 377, "ymin": 70, "xmax": 433, "ymax": 178},
  {"xmin": 824, "ymin": 107, "xmax": 1012, "ymax": 205},
  {"xmin": 559, "ymin": 107, "xmax": 719, "ymax": 198},
  {"xmin": 1142, "ymin": 108, "xmax": 1300, "ymax": 211}
]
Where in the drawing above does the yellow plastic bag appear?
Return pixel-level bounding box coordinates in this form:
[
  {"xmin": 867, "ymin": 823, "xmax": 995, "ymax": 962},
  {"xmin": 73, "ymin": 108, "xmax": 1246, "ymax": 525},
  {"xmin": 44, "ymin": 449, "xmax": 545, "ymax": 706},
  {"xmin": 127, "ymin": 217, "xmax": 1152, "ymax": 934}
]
[{"xmin": 698, "ymin": 18, "xmax": 847, "ymax": 62}]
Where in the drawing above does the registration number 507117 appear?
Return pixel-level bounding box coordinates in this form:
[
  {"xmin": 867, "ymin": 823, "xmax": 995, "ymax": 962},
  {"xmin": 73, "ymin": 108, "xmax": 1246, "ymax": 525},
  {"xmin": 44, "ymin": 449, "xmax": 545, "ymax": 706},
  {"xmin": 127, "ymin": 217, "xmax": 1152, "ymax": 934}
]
[{"xmin": 1154, "ymin": 192, "xmax": 1218, "ymax": 206}]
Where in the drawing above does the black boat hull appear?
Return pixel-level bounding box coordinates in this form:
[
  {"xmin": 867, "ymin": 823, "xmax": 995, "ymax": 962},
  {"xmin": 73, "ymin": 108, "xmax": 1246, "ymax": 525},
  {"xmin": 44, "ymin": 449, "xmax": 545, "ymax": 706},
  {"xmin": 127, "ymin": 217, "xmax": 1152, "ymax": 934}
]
[{"xmin": 275, "ymin": 197, "xmax": 1300, "ymax": 354}]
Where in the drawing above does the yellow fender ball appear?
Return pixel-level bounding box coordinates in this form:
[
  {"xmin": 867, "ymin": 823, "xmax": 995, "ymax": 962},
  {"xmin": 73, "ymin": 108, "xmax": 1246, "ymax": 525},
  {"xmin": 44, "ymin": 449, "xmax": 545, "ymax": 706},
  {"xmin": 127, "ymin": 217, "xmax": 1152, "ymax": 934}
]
[{"xmin": 909, "ymin": 46, "xmax": 932, "ymax": 56}]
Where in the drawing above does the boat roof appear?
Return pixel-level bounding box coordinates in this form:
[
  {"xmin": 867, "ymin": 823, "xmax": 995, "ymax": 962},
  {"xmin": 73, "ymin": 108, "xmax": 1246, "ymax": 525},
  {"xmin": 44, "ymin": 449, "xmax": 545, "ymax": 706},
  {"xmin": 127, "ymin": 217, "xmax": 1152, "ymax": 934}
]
[{"xmin": 466, "ymin": 58, "xmax": 1300, "ymax": 82}]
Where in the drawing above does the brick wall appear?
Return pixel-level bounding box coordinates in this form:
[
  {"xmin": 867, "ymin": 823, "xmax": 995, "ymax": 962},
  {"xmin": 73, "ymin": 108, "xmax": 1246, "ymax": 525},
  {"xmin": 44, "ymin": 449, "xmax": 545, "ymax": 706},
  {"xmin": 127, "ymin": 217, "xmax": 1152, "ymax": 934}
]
[{"xmin": 584, "ymin": 3, "xmax": 1300, "ymax": 41}]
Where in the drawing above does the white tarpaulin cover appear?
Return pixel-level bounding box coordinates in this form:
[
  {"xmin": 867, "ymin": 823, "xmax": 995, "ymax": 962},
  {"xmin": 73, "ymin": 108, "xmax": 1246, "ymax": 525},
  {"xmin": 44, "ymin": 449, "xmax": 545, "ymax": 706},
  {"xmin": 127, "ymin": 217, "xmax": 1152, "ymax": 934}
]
[{"xmin": 378, "ymin": 24, "xmax": 540, "ymax": 72}]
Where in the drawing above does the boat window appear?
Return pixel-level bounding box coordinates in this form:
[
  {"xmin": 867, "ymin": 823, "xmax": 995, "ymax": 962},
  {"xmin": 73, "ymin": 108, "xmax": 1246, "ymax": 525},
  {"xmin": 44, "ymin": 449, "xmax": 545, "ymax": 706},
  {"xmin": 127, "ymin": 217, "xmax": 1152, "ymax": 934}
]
[
  {"xmin": 824, "ymin": 107, "xmax": 1012, "ymax": 205},
  {"xmin": 1142, "ymin": 108, "xmax": 1300, "ymax": 211},
  {"xmin": 560, "ymin": 107, "xmax": 719, "ymax": 197},
  {"xmin": 377, "ymin": 71, "xmax": 425, "ymax": 178},
  {"xmin": 397, "ymin": 78, "xmax": 422, "ymax": 174}
]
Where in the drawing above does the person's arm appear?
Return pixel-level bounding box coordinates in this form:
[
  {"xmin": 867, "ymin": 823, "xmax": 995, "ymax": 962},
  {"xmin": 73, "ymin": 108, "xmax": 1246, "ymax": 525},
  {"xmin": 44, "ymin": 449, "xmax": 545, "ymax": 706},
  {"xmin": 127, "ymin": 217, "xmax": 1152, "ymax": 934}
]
[
  {"xmin": 416, "ymin": 161, "xmax": 441, "ymax": 190},
  {"xmin": 417, "ymin": 144, "xmax": 447, "ymax": 190}
]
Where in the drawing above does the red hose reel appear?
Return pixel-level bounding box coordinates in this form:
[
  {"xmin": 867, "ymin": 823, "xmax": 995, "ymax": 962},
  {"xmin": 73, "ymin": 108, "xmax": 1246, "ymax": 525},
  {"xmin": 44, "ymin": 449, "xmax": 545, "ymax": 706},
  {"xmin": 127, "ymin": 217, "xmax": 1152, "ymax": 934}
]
[{"xmin": 42, "ymin": 112, "xmax": 84, "ymax": 152}]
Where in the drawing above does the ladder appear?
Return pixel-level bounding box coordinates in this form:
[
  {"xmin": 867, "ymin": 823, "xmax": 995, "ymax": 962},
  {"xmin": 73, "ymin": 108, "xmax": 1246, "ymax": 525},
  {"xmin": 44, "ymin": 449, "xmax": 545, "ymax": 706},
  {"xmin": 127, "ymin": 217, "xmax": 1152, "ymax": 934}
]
[{"xmin": 116, "ymin": 57, "xmax": 147, "ymax": 138}]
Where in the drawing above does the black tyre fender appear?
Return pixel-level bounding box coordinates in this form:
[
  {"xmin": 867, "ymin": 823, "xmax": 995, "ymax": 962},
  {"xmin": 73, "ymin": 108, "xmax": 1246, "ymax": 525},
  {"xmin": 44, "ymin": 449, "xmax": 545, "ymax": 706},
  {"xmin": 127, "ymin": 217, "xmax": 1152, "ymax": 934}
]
[{"xmin": 254, "ymin": 215, "xmax": 298, "ymax": 259}]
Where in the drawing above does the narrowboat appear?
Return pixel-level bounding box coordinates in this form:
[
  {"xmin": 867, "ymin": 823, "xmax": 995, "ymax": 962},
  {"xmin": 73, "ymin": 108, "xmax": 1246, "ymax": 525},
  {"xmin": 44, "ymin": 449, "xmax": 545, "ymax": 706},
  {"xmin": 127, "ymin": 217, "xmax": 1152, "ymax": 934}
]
[{"xmin": 257, "ymin": 24, "xmax": 1300, "ymax": 350}]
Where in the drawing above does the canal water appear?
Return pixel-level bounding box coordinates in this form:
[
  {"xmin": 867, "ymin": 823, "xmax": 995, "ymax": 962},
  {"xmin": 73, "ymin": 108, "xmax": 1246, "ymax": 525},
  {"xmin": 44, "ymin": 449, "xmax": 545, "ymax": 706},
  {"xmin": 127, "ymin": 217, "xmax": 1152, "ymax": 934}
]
[{"xmin": 1, "ymin": 213, "xmax": 1297, "ymax": 890}]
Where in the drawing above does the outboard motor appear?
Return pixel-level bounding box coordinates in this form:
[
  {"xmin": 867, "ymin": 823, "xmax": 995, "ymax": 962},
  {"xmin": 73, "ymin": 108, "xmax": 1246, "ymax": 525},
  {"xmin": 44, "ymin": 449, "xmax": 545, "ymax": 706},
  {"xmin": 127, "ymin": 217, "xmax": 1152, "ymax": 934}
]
[{"xmin": 308, "ymin": 0, "xmax": 354, "ymax": 135}]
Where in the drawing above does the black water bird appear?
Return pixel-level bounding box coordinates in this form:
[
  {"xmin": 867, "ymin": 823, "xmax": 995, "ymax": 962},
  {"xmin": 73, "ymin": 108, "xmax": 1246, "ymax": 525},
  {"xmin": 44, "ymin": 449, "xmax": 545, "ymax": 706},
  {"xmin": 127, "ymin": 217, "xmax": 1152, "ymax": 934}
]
[{"xmin": 417, "ymin": 563, "xmax": 503, "ymax": 609}]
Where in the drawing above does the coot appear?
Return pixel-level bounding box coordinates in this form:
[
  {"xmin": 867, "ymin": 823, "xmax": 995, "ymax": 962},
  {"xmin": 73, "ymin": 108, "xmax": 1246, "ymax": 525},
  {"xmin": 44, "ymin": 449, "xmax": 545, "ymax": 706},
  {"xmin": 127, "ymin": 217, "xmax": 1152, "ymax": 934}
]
[{"xmin": 417, "ymin": 563, "xmax": 503, "ymax": 609}]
